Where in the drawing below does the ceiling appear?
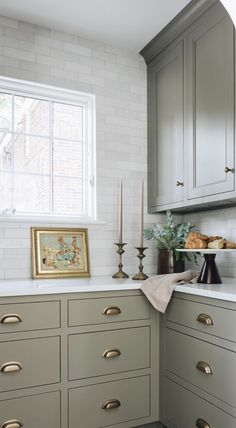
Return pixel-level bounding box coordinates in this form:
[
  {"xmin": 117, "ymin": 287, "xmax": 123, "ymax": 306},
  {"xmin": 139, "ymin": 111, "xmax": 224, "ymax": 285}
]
[{"xmin": 0, "ymin": 0, "xmax": 191, "ymax": 52}]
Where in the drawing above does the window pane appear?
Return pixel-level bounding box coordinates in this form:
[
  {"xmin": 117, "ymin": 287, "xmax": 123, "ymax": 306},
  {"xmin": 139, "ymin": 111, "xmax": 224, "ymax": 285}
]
[
  {"xmin": 53, "ymin": 103, "xmax": 83, "ymax": 140},
  {"xmin": 0, "ymin": 93, "xmax": 11, "ymax": 130},
  {"xmin": 14, "ymin": 134, "xmax": 50, "ymax": 174},
  {"xmin": 14, "ymin": 96, "xmax": 50, "ymax": 136},
  {"xmin": 0, "ymin": 172, "xmax": 11, "ymax": 210},
  {"xmin": 53, "ymin": 139, "xmax": 83, "ymax": 177},
  {"xmin": 53, "ymin": 177, "xmax": 83, "ymax": 214},
  {"xmin": 0, "ymin": 133, "xmax": 13, "ymax": 171},
  {"xmin": 14, "ymin": 174, "xmax": 50, "ymax": 213}
]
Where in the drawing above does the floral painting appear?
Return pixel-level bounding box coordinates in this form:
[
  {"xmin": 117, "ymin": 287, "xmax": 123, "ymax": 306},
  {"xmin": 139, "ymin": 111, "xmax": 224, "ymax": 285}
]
[{"xmin": 32, "ymin": 228, "xmax": 90, "ymax": 278}]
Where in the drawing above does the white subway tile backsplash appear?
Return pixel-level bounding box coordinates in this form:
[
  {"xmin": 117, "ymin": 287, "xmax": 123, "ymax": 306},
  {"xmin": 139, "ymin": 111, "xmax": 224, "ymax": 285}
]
[
  {"xmin": 4, "ymin": 46, "xmax": 35, "ymax": 62},
  {"xmin": 0, "ymin": 16, "xmax": 19, "ymax": 29},
  {"xmin": 0, "ymin": 13, "xmax": 160, "ymax": 279},
  {"xmin": 64, "ymin": 42, "xmax": 91, "ymax": 57},
  {"xmin": 19, "ymin": 40, "xmax": 50, "ymax": 55},
  {"xmin": 4, "ymin": 27, "xmax": 35, "ymax": 42}
]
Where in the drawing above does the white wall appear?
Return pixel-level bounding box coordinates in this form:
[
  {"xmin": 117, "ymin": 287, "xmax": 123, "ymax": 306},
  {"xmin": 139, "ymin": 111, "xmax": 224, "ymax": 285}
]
[{"xmin": 0, "ymin": 15, "xmax": 161, "ymax": 279}]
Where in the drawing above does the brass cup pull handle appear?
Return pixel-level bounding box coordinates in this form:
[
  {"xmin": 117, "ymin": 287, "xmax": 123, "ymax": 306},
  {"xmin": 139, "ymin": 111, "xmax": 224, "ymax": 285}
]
[
  {"xmin": 0, "ymin": 420, "xmax": 23, "ymax": 428},
  {"xmin": 196, "ymin": 418, "xmax": 211, "ymax": 428},
  {"xmin": 0, "ymin": 362, "xmax": 22, "ymax": 373},
  {"xmin": 197, "ymin": 313, "xmax": 213, "ymax": 326},
  {"xmin": 196, "ymin": 361, "xmax": 213, "ymax": 375},
  {"xmin": 102, "ymin": 306, "xmax": 121, "ymax": 316},
  {"xmin": 102, "ymin": 399, "xmax": 121, "ymax": 410},
  {"xmin": 103, "ymin": 349, "xmax": 121, "ymax": 359},
  {"xmin": 0, "ymin": 314, "xmax": 22, "ymax": 324},
  {"xmin": 225, "ymin": 166, "xmax": 234, "ymax": 173},
  {"xmin": 176, "ymin": 181, "xmax": 184, "ymax": 187}
]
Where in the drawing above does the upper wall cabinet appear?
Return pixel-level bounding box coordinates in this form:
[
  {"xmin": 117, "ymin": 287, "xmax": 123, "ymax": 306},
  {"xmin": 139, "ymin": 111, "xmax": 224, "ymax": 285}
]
[
  {"xmin": 148, "ymin": 40, "xmax": 184, "ymax": 210},
  {"xmin": 141, "ymin": 0, "xmax": 236, "ymax": 213}
]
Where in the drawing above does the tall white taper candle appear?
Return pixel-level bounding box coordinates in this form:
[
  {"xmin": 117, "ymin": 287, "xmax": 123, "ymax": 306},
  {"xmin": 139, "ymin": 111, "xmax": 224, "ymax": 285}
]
[
  {"xmin": 118, "ymin": 179, "xmax": 123, "ymax": 244},
  {"xmin": 140, "ymin": 178, "xmax": 144, "ymax": 247}
]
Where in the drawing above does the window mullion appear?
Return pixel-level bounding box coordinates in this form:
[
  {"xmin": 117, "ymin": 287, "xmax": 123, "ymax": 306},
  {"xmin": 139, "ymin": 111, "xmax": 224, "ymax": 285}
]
[
  {"xmin": 10, "ymin": 94, "xmax": 15, "ymax": 211},
  {"xmin": 49, "ymin": 100, "xmax": 53, "ymax": 214}
]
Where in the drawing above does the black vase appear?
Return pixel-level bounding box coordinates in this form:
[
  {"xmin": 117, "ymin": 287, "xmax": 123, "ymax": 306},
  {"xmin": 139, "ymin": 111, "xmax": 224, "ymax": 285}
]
[{"xmin": 157, "ymin": 249, "xmax": 185, "ymax": 275}]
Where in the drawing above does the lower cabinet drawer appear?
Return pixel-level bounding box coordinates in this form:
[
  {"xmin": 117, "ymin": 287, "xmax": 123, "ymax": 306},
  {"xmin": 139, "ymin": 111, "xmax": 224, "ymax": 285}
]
[
  {"xmin": 0, "ymin": 391, "xmax": 60, "ymax": 428},
  {"xmin": 166, "ymin": 296, "xmax": 236, "ymax": 342},
  {"xmin": 166, "ymin": 328, "xmax": 236, "ymax": 407},
  {"xmin": 164, "ymin": 378, "xmax": 236, "ymax": 428},
  {"xmin": 0, "ymin": 336, "xmax": 60, "ymax": 392},
  {"xmin": 0, "ymin": 300, "xmax": 60, "ymax": 334},
  {"xmin": 69, "ymin": 326, "xmax": 150, "ymax": 380},
  {"xmin": 68, "ymin": 295, "xmax": 150, "ymax": 327},
  {"xmin": 69, "ymin": 375, "xmax": 150, "ymax": 428}
]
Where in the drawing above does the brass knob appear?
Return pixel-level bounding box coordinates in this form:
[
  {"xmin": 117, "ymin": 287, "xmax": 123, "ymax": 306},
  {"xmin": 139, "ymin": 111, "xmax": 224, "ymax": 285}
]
[
  {"xmin": 176, "ymin": 181, "xmax": 184, "ymax": 187},
  {"xmin": 102, "ymin": 399, "xmax": 121, "ymax": 410},
  {"xmin": 0, "ymin": 314, "xmax": 22, "ymax": 324},
  {"xmin": 196, "ymin": 361, "xmax": 213, "ymax": 375},
  {"xmin": 102, "ymin": 306, "xmax": 121, "ymax": 316},
  {"xmin": 103, "ymin": 349, "xmax": 121, "ymax": 359},
  {"xmin": 197, "ymin": 313, "xmax": 213, "ymax": 326},
  {"xmin": 225, "ymin": 166, "xmax": 234, "ymax": 173},
  {"xmin": 196, "ymin": 418, "xmax": 211, "ymax": 428},
  {"xmin": 0, "ymin": 420, "xmax": 23, "ymax": 428},
  {"xmin": 0, "ymin": 362, "xmax": 22, "ymax": 373}
]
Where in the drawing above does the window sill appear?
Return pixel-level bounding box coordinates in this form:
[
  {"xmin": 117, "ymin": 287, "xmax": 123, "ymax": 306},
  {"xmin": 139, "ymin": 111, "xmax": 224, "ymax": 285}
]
[{"xmin": 0, "ymin": 215, "xmax": 106, "ymax": 225}]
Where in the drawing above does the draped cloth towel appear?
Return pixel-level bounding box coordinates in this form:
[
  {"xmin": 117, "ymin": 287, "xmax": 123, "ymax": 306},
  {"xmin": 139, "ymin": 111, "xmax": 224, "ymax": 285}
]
[{"xmin": 141, "ymin": 270, "xmax": 198, "ymax": 313}]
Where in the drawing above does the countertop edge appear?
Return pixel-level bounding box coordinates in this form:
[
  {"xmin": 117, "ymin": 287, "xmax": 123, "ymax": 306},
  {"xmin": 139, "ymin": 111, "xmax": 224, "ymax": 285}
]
[{"xmin": 0, "ymin": 276, "xmax": 235, "ymax": 302}]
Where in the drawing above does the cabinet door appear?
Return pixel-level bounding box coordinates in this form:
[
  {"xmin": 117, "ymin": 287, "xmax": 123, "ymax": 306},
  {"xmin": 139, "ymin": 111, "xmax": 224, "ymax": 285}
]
[
  {"xmin": 148, "ymin": 40, "xmax": 184, "ymax": 211},
  {"xmin": 187, "ymin": 3, "xmax": 235, "ymax": 201}
]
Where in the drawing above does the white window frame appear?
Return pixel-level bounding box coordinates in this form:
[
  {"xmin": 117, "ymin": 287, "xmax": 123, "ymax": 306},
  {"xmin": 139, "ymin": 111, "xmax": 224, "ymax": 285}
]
[{"xmin": 0, "ymin": 76, "xmax": 97, "ymax": 223}]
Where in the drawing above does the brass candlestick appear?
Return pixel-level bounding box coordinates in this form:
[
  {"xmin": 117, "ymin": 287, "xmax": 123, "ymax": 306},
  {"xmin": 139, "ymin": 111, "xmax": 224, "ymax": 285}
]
[
  {"xmin": 112, "ymin": 243, "xmax": 129, "ymax": 279},
  {"xmin": 132, "ymin": 247, "xmax": 148, "ymax": 280}
]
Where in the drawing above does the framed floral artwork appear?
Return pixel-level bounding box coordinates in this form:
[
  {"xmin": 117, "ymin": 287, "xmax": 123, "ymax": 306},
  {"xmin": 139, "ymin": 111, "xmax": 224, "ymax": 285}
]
[{"xmin": 31, "ymin": 227, "xmax": 90, "ymax": 279}]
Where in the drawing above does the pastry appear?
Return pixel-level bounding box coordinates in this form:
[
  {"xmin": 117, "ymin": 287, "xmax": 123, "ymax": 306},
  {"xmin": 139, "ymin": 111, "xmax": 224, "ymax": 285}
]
[
  {"xmin": 207, "ymin": 239, "xmax": 226, "ymax": 249},
  {"xmin": 225, "ymin": 240, "xmax": 236, "ymax": 249},
  {"xmin": 186, "ymin": 238, "xmax": 207, "ymax": 249},
  {"xmin": 187, "ymin": 232, "xmax": 208, "ymax": 241},
  {"xmin": 185, "ymin": 231, "xmax": 208, "ymax": 249},
  {"xmin": 207, "ymin": 235, "xmax": 222, "ymax": 243}
]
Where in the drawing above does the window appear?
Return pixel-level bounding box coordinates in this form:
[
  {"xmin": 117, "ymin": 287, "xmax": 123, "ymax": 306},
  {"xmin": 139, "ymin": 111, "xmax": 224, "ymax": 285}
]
[{"xmin": 0, "ymin": 77, "xmax": 96, "ymax": 221}]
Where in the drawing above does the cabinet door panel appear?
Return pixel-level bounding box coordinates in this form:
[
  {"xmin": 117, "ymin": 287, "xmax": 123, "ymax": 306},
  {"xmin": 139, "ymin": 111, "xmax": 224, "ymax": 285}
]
[
  {"xmin": 187, "ymin": 4, "xmax": 234, "ymax": 200},
  {"xmin": 148, "ymin": 41, "xmax": 184, "ymax": 210}
]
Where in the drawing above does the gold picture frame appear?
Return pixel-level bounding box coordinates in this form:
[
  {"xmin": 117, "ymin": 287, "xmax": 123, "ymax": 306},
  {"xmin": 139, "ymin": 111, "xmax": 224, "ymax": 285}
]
[{"xmin": 31, "ymin": 227, "xmax": 90, "ymax": 279}]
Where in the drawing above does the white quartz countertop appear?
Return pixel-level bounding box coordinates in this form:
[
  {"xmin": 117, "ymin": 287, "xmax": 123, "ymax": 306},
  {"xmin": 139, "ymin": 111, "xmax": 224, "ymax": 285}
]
[
  {"xmin": 0, "ymin": 275, "xmax": 236, "ymax": 302},
  {"xmin": 0, "ymin": 276, "xmax": 142, "ymax": 297}
]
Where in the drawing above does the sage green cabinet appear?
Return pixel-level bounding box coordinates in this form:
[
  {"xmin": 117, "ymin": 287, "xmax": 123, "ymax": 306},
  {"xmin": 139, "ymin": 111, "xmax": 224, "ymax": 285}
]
[
  {"xmin": 0, "ymin": 289, "xmax": 159, "ymax": 428},
  {"xmin": 141, "ymin": 0, "xmax": 236, "ymax": 213},
  {"xmin": 160, "ymin": 293, "xmax": 236, "ymax": 427},
  {"xmin": 148, "ymin": 40, "xmax": 184, "ymax": 211},
  {"xmin": 69, "ymin": 376, "xmax": 150, "ymax": 428},
  {"xmin": 165, "ymin": 378, "xmax": 236, "ymax": 428},
  {"xmin": 186, "ymin": 2, "xmax": 235, "ymax": 203},
  {"xmin": 0, "ymin": 391, "xmax": 61, "ymax": 428},
  {"xmin": 68, "ymin": 326, "xmax": 150, "ymax": 380}
]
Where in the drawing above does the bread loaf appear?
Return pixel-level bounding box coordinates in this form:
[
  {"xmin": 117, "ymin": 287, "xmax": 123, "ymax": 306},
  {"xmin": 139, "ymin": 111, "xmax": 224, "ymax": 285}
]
[
  {"xmin": 185, "ymin": 231, "xmax": 208, "ymax": 249},
  {"xmin": 225, "ymin": 240, "xmax": 236, "ymax": 249},
  {"xmin": 207, "ymin": 239, "xmax": 226, "ymax": 249}
]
